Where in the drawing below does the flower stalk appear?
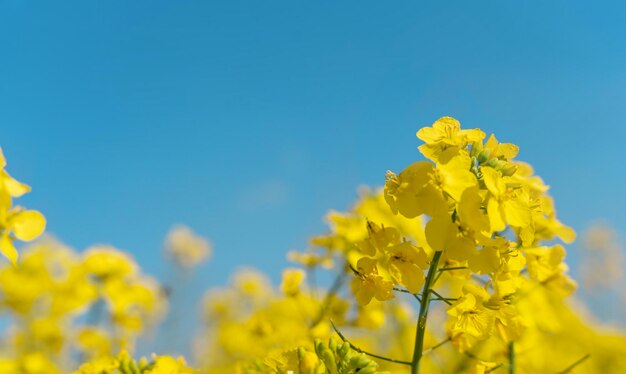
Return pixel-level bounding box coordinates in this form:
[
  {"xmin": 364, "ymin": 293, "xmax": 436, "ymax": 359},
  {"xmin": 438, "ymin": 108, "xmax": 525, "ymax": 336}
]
[
  {"xmin": 508, "ymin": 341, "xmax": 516, "ymax": 374},
  {"xmin": 411, "ymin": 250, "xmax": 443, "ymax": 374}
]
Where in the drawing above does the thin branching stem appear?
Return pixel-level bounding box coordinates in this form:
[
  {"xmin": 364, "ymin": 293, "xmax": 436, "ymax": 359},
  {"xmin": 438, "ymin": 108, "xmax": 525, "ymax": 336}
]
[
  {"xmin": 393, "ymin": 287, "xmax": 422, "ymax": 302},
  {"xmin": 429, "ymin": 289, "xmax": 455, "ymax": 305},
  {"xmin": 310, "ymin": 266, "xmax": 347, "ymax": 328},
  {"xmin": 486, "ymin": 363, "xmax": 504, "ymax": 373},
  {"xmin": 438, "ymin": 266, "xmax": 468, "ymax": 272},
  {"xmin": 330, "ymin": 320, "xmax": 412, "ymax": 366},
  {"xmin": 422, "ymin": 337, "xmax": 451, "ymax": 355},
  {"xmin": 556, "ymin": 354, "xmax": 590, "ymax": 374}
]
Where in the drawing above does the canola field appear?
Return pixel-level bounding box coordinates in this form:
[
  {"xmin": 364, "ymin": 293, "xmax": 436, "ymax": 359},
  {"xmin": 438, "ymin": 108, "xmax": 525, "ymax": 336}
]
[{"xmin": 1, "ymin": 117, "xmax": 624, "ymax": 373}]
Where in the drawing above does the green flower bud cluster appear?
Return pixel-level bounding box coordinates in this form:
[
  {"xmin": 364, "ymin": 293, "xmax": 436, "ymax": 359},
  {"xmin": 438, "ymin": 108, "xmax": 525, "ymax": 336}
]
[{"xmin": 313, "ymin": 338, "xmax": 386, "ymax": 374}]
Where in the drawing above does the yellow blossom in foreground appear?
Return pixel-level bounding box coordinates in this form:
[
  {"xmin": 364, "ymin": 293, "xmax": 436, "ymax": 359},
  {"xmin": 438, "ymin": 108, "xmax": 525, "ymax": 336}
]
[
  {"xmin": 417, "ymin": 116, "xmax": 486, "ymax": 162},
  {"xmin": 0, "ymin": 148, "xmax": 46, "ymax": 265},
  {"xmin": 351, "ymin": 257, "xmax": 394, "ymax": 306}
]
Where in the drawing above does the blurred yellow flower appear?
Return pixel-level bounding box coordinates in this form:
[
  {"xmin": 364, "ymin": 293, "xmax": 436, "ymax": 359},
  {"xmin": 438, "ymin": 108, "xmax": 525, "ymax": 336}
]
[
  {"xmin": 280, "ymin": 268, "xmax": 306, "ymax": 296},
  {"xmin": 164, "ymin": 225, "xmax": 212, "ymax": 268}
]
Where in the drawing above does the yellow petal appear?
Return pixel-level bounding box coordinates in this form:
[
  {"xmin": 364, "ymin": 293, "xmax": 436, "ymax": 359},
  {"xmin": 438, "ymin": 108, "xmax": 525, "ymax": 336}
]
[
  {"xmin": 447, "ymin": 236, "xmax": 476, "ymax": 262},
  {"xmin": 458, "ymin": 187, "xmax": 490, "ymax": 233},
  {"xmin": 416, "ymin": 117, "xmax": 461, "ymax": 144},
  {"xmin": 384, "ymin": 161, "xmax": 446, "ymax": 218},
  {"xmin": 0, "ymin": 191, "xmax": 10, "ymax": 222},
  {"xmin": 502, "ymin": 198, "xmax": 531, "ymax": 228},
  {"xmin": 1, "ymin": 171, "xmax": 31, "ymax": 197},
  {"xmin": 487, "ymin": 199, "xmax": 506, "ymax": 232},
  {"xmin": 481, "ymin": 167, "xmax": 505, "ymax": 196},
  {"xmin": 0, "ymin": 235, "xmax": 18, "ymax": 265},
  {"xmin": 416, "ymin": 126, "xmax": 443, "ymax": 144},
  {"xmin": 469, "ymin": 247, "xmax": 500, "ymax": 274},
  {"xmin": 425, "ymin": 216, "xmax": 455, "ymax": 252},
  {"xmin": 356, "ymin": 256, "xmax": 378, "ymax": 274},
  {"xmin": 485, "ymin": 134, "xmax": 519, "ymax": 159},
  {"xmin": 10, "ymin": 210, "xmax": 46, "ymax": 241},
  {"xmin": 438, "ymin": 149, "xmax": 477, "ymax": 201},
  {"xmin": 459, "ymin": 128, "xmax": 486, "ymax": 144},
  {"xmin": 396, "ymin": 262, "xmax": 425, "ymax": 293},
  {"xmin": 351, "ymin": 278, "xmax": 373, "ymax": 306},
  {"xmin": 555, "ymin": 223, "xmax": 576, "ymax": 244}
]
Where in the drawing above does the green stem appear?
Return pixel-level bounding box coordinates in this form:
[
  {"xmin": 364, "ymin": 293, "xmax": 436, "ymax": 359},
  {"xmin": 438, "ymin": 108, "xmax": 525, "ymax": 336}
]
[
  {"xmin": 508, "ymin": 341, "xmax": 515, "ymax": 374},
  {"xmin": 393, "ymin": 287, "xmax": 422, "ymax": 302},
  {"xmin": 422, "ymin": 337, "xmax": 451, "ymax": 355},
  {"xmin": 331, "ymin": 320, "xmax": 411, "ymax": 366},
  {"xmin": 310, "ymin": 268, "xmax": 347, "ymax": 328},
  {"xmin": 556, "ymin": 353, "xmax": 590, "ymax": 374},
  {"xmin": 410, "ymin": 250, "xmax": 443, "ymax": 374},
  {"xmin": 430, "ymin": 289, "xmax": 454, "ymax": 305},
  {"xmin": 438, "ymin": 266, "xmax": 468, "ymax": 272}
]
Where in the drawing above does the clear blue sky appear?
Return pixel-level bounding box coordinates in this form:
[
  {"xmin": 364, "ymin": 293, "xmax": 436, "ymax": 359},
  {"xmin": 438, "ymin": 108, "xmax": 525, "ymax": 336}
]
[{"xmin": 2, "ymin": 1, "xmax": 626, "ymax": 320}]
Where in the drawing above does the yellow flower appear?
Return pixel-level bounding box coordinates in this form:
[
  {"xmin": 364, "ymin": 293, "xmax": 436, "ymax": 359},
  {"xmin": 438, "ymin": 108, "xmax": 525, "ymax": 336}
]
[
  {"xmin": 434, "ymin": 147, "xmax": 478, "ymax": 202},
  {"xmin": 76, "ymin": 327, "xmax": 112, "ymax": 359},
  {"xmin": 468, "ymin": 237, "xmax": 523, "ymax": 276},
  {"xmin": 73, "ymin": 355, "xmax": 118, "ymax": 374},
  {"xmin": 0, "ymin": 148, "xmax": 32, "ymax": 198},
  {"xmin": 298, "ymin": 347, "xmax": 322, "ymax": 374},
  {"xmin": 145, "ymin": 355, "xmax": 196, "ymax": 374},
  {"xmin": 482, "ymin": 166, "xmax": 533, "ymax": 233},
  {"xmin": 0, "ymin": 206, "xmax": 46, "ymax": 265},
  {"xmin": 384, "ymin": 241, "xmax": 427, "ymax": 293},
  {"xmin": 232, "ymin": 268, "xmax": 272, "ymax": 298},
  {"xmin": 491, "ymin": 302, "xmax": 525, "ymax": 343},
  {"xmin": 417, "ymin": 117, "xmax": 486, "ymax": 162},
  {"xmin": 82, "ymin": 246, "xmax": 137, "ymax": 280},
  {"xmin": 0, "ymin": 148, "xmax": 46, "ymax": 265},
  {"xmin": 164, "ymin": 225, "xmax": 212, "ymax": 268},
  {"xmin": 446, "ymin": 284, "xmax": 494, "ymax": 350},
  {"xmin": 525, "ymin": 245, "xmax": 576, "ymax": 296},
  {"xmin": 280, "ymin": 268, "xmax": 306, "ymax": 296},
  {"xmin": 287, "ymin": 250, "xmax": 333, "ymax": 269},
  {"xmin": 457, "ymin": 186, "xmax": 490, "ymax": 238},
  {"xmin": 310, "ymin": 210, "xmax": 366, "ymax": 252},
  {"xmin": 469, "ymin": 360, "xmax": 500, "ymax": 374},
  {"xmin": 353, "ymin": 300, "xmax": 386, "ymax": 329},
  {"xmin": 51, "ymin": 265, "xmax": 98, "ymax": 316},
  {"xmin": 425, "ymin": 215, "xmax": 475, "ymax": 262},
  {"xmin": 351, "ymin": 257, "xmax": 394, "ymax": 306},
  {"xmin": 18, "ymin": 352, "xmax": 62, "ymax": 374},
  {"xmin": 471, "ymin": 134, "xmax": 520, "ymax": 176},
  {"xmin": 384, "ymin": 162, "xmax": 447, "ymax": 218},
  {"xmin": 533, "ymin": 195, "xmax": 576, "ymax": 244},
  {"xmin": 103, "ymin": 276, "xmax": 165, "ymax": 332}
]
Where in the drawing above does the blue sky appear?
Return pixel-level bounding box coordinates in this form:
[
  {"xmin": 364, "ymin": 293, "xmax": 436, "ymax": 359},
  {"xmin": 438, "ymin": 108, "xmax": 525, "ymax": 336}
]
[{"xmin": 2, "ymin": 1, "xmax": 626, "ymax": 324}]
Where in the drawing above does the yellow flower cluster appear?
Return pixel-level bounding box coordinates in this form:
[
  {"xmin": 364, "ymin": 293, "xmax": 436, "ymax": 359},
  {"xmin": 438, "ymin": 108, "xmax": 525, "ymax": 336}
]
[
  {"xmin": 380, "ymin": 118, "xmax": 577, "ymax": 354},
  {"xmin": 294, "ymin": 117, "xmax": 616, "ymax": 373},
  {"xmin": 293, "ymin": 188, "xmax": 626, "ymax": 373},
  {"xmin": 0, "ymin": 239, "xmax": 168, "ymax": 372}
]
